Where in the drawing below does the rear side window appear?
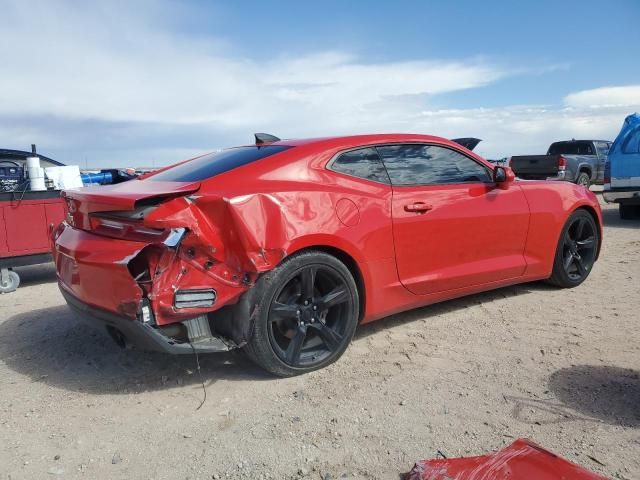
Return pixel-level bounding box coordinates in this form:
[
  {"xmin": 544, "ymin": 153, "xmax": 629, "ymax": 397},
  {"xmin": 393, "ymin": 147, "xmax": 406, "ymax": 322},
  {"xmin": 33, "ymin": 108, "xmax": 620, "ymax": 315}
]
[
  {"xmin": 377, "ymin": 144, "xmax": 492, "ymax": 186},
  {"xmin": 330, "ymin": 147, "xmax": 390, "ymax": 184},
  {"xmin": 148, "ymin": 145, "xmax": 291, "ymax": 182}
]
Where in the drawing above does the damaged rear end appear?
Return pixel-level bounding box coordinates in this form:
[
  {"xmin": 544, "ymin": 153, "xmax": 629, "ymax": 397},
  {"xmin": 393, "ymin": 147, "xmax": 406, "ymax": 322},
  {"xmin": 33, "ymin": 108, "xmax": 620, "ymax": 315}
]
[{"xmin": 53, "ymin": 179, "xmax": 260, "ymax": 353}]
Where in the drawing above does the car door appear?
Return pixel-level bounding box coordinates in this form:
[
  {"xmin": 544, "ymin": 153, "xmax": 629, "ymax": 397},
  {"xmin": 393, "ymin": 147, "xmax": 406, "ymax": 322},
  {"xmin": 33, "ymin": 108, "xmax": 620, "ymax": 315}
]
[{"xmin": 378, "ymin": 143, "xmax": 530, "ymax": 295}]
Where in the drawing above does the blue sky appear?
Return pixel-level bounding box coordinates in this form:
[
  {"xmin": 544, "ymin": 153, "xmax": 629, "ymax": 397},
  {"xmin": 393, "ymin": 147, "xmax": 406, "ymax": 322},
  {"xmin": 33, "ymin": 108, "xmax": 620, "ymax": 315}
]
[
  {"xmin": 198, "ymin": 0, "xmax": 637, "ymax": 85},
  {"xmin": 1, "ymin": 0, "xmax": 639, "ymax": 167}
]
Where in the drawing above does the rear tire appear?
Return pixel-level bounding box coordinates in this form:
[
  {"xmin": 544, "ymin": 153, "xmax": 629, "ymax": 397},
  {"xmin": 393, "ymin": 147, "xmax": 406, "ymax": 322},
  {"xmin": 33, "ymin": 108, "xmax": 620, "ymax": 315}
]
[
  {"xmin": 575, "ymin": 172, "xmax": 590, "ymax": 188},
  {"xmin": 243, "ymin": 251, "xmax": 359, "ymax": 377},
  {"xmin": 547, "ymin": 209, "xmax": 599, "ymax": 288}
]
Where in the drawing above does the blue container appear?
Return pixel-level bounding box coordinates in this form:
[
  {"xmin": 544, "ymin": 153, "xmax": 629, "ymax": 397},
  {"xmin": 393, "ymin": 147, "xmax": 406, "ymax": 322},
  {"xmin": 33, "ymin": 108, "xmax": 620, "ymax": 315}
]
[{"xmin": 81, "ymin": 171, "xmax": 113, "ymax": 185}]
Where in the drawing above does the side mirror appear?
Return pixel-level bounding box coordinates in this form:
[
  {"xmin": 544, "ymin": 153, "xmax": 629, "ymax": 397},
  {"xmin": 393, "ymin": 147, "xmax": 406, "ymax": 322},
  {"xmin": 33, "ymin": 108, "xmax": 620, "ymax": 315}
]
[{"xmin": 494, "ymin": 166, "xmax": 515, "ymax": 185}]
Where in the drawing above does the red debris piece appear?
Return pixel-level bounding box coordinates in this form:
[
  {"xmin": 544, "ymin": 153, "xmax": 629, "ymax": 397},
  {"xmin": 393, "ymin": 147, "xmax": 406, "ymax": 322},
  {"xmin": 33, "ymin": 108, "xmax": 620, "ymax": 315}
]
[{"xmin": 406, "ymin": 439, "xmax": 608, "ymax": 480}]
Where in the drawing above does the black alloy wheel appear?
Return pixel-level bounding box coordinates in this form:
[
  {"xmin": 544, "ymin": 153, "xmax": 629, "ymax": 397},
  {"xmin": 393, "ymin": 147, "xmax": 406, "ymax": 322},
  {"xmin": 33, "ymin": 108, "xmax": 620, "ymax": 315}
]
[
  {"xmin": 548, "ymin": 210, "xmax": 599, "ymax": 287},
  {"xmin": 244, "ymin": 251, "xmax": 359, "ymax": 377},
  {"xmin": 268, "ymin": 265, "xmax": 352, "ymax": 367}
]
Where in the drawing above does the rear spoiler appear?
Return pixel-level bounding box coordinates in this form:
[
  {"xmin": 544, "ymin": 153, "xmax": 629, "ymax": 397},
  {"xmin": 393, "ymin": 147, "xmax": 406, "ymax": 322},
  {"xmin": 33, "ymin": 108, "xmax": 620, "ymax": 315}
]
[{"xmin": 452, "ymin": 138, "xmax": 482, "ymax": 151}]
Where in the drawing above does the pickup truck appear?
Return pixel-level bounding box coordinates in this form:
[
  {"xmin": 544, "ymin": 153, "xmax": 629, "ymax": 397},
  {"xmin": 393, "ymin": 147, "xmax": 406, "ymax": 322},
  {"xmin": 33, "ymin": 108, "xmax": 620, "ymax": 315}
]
[
  {"xmin": 509, "ymin": 139, "xmax": 611, "ymax": 187},
  {"xmin": 603, "ymin": 113, "xmax": 640, "ymax": 219}
]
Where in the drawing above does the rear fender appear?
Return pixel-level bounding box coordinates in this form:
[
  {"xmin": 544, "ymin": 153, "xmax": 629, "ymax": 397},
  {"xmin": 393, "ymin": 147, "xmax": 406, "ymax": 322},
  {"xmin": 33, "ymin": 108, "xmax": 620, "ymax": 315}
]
[
  {"xmin": 225, "ymin": 193, "xmax": 290, "ymax": 270},
  {"xmin": 100, "ymin": 190, "xmax": 358, "ymax": 331},
  {"xmin": 128, "ymin": 196, "xmax": 247, "ymax": 325},
  {"xmin": 143, "ymin": 195, "xmax": 226, "ymax": 262},
  {"xmin": 130, "ymin": 193, "xmax": 304, "ymax": 325},
  {"xmin": 144, "ymin": 193, "xmax": 292, "ymax": 273}
]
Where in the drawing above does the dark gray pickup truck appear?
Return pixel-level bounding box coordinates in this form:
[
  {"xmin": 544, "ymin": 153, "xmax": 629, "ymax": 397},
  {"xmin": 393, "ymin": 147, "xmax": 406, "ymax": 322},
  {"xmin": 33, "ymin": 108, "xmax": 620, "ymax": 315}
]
[{"xmin": 509, "ymin": 139, "xmax": 611, "ymax": 187}]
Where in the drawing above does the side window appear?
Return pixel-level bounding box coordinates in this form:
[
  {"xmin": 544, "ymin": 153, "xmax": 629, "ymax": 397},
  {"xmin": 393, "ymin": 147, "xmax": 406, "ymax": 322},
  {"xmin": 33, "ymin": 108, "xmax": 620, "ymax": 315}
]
[
  {"xmin": 595, "ymin": 141, "xmax": 610, "ymax": 157},
  {"xmin": 331, "ymin": 147, "xmax": 390, "ymax": 184},
  {"xmin": 622, "ymin": 128, "xmax": 640, "ymax": 154},
  {"xmin": 376, "ymin": 144, "xmax": 492, "ymax": 186}
]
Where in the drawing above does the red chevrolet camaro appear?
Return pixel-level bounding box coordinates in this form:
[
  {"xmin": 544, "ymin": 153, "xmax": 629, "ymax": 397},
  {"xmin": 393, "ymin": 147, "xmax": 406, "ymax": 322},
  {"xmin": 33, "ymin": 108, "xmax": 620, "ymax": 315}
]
[{"xmin": 53, "ymin": 133, "xmax": 602, "ymax": 376}]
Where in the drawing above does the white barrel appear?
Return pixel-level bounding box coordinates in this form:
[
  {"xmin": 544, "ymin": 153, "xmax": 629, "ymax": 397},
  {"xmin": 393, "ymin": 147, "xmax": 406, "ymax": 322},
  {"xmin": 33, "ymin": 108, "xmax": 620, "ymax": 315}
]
[
  {"xmin": 26, "ymin": 156, "xmax": 46, "ymax": 191},
  {"xmin": 26, "ymin": 156, "xmax": 41, "ymax": 169},
  {"xmin": 30, "ymin": 176, "xmax": 46, "ymax": 191}
]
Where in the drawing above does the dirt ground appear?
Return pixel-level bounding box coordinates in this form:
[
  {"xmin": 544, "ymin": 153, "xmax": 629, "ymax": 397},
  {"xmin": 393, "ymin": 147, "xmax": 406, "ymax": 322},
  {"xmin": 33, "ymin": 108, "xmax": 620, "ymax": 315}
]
[{"xmin": 1, "ymin": 196, "xmax": 639, "ymax": 480}]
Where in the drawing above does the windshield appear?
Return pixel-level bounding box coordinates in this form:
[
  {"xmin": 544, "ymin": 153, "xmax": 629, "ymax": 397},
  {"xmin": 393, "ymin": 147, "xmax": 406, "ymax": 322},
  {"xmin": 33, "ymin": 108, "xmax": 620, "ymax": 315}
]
[
  {"xmin": 147, "ymin": 145, "xmax": 292, "ymax": 182},
  {"xmin": 547, "ymin": 142, "xmax": 594, "ymax": 155}
]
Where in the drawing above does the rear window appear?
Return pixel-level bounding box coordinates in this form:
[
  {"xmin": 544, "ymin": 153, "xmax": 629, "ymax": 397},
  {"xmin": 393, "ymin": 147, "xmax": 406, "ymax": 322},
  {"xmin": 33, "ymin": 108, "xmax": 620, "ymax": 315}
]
[
  {"xmin": 547, "ymin": 142, "xmax": 594, "ymax": 155},
  {"xmin": 148, "ymin": 145, "xmax": 291, "ymax": 182}
]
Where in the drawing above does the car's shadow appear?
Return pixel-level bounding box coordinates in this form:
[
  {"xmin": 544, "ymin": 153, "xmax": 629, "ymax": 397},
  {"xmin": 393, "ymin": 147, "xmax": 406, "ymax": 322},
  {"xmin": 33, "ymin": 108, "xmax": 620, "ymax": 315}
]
[
  {"xmin": 548, "ymin": 365, "xmax": 640, "ymax": 427},
  {"xmin": 0, "ymin": 282, "xmax": 554, "ymax": 394},
  {"xmin": 354, "ymin": 281, "xmax": 555, "ymax": 340},
  {"xmin": 0, "ymin": 305, "xmax": 271, "ymax": 395},
  {"xmin": 504, "ymin": 365, "xmax": 640, "ymax": 427}
]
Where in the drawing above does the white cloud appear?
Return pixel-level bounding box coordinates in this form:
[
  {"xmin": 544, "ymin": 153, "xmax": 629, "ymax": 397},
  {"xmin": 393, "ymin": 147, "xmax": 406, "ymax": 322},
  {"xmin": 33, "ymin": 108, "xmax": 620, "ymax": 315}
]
[
  {"xmin": 565, "ymin": 85, "xmax": 640, "ymax": 108},
  {"xmin": 0, "ymin": 1, "xmax": 504, "ymax": 128},
  {"xmin": 0, "ymin": 1, "xmax": 636, "ymax": 165},
  {"xmin": 409, "ymin": 103, "xmax": 631, "ymax": 159}
]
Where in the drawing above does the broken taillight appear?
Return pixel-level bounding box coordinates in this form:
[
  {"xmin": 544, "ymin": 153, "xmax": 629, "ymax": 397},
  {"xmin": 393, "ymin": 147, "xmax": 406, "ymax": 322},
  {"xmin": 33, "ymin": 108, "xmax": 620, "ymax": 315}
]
[{"xmin": 89, "ymin": 214, "xmax": 166, "ymax": 242}]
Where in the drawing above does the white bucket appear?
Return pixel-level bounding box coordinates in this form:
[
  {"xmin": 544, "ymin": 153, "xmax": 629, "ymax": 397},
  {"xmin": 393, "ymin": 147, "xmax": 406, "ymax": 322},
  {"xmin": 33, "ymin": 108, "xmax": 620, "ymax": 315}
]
[
  {"xmin": 26, "ymin": 156, "xmax": 46, "ymax": 191},
  {"xmin": 26, "ymin": 156, "xmax": 41, "ymax": 170}
]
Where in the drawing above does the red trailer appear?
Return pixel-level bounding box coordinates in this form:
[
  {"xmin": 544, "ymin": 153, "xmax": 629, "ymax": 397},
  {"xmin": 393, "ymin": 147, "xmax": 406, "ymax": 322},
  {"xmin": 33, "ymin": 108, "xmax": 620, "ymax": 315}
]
[{"xmin": 0, "ymin": 190, "xmax": 65, "ymax": 293}]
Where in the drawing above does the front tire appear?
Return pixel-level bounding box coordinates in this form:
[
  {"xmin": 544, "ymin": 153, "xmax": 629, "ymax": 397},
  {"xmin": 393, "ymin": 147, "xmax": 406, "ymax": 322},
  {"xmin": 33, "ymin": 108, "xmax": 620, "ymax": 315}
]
[
  {"xmin": 244, "ymin": 251, "xmax": 359, "ymax": 377},
  {"xmin": 547, "ymin": 209, "xmax": 599, "ymax": 288}
]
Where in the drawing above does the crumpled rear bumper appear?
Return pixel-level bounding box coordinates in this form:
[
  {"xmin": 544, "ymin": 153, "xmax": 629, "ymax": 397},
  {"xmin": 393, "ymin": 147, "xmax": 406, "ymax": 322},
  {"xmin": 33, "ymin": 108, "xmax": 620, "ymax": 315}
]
[
  {"xmin": 53, "ymin": 219, "xmax": 250, "ymax": 326},
  {"xmin": 52, "ymin": 190, "xmax": 305, "ymax": 347},
  {"xmin": 60, "ymin": 286, "xmax": 232, "ymax": 354},
  {"xmin": 54, "ymin": 224, "xmax": 145, "ymax": 319}
]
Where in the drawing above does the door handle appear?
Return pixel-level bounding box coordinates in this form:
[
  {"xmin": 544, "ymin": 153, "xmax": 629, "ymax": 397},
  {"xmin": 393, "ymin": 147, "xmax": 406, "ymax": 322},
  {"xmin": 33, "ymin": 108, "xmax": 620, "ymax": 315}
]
[{"xmin": 404, "ymin": 202, "xmax": 433, "ymax": 213}]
